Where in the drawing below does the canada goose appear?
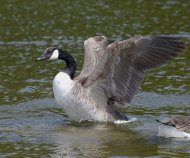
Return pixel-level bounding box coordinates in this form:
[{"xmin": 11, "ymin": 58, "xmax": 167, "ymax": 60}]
[
  {"xmin": 156, "ymin": 116, "xmax": 190, "ymax": 138},
  {"xmin": 36, "ymin": 35, "xmax": 185, "ymax": 123}
]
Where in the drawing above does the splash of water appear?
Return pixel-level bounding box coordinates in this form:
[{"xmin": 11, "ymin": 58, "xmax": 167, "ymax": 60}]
[{"xmin": 114, "ymin": 117, "xmax": 137, "ymax": 124}]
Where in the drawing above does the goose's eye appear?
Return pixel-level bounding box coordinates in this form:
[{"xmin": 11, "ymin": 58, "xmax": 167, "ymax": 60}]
[{"xmin": 49, "ymin": 48, "xmax": 54, "ymax": 52}]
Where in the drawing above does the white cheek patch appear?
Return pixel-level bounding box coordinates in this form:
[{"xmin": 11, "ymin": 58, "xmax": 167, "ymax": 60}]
[
  {"xmin": 49, "ymin": 49, "xmax": 59, "ymax": 60},
  {"xmin": 84, "ymin": 40, "xmax": 87, "ymax": 46}
]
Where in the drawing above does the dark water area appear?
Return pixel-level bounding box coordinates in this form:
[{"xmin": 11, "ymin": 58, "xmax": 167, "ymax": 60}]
[{"xmin": 0, "ymin": 0, "xmax": 190, "ymax": 157}]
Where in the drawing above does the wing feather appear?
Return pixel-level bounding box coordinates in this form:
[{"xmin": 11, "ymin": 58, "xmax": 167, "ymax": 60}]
[
  {"xmin": 74, "ymin": 36, "xmax": 113, "ymax": 83},
  {"xmin": 83, "ymin": 35, "xmax": 185, "ymax": 105}
]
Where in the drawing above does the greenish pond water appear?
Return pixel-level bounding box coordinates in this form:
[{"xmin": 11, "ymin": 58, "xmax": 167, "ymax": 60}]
[{"xmin": 0, "ymin": 0, "xmax": 190, "ymax": 157}]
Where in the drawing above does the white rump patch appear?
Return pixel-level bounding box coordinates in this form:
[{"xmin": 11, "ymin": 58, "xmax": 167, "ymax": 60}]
[
  {"xmin": 114, "ymin": 117, "xmax": 137, "ymax": 124},
  {"xmin": 49, "ymin": 49, "xmax": 59, "ymax": 60}
]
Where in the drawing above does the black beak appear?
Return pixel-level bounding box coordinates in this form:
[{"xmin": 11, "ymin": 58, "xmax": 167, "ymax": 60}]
[{"xmin": 36, "ymin": 55, "xmax": 49, "ymax": 61}]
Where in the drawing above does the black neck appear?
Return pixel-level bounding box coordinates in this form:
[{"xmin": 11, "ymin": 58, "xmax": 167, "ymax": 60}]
[{"xmin": 58, "ymin": 49, "xmax": 76, "ymax": 79}]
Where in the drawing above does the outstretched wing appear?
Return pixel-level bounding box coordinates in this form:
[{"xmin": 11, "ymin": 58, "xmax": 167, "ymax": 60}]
[
  {"xmin": 83, "ymin": 35, "xmax": 185, "ymax": 105},
  {"xmin": 74, "ymin": 36, "xmax": 113, "ymax": 83}
]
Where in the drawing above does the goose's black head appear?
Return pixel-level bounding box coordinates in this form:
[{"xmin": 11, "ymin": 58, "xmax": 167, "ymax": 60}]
[
  {"xmin": 36, "ymin": 47, "xmax": 76, "ymax": 79},
  {"xmin": 36, "ymin": 47, "xmax": 59, "ymax": 61}
]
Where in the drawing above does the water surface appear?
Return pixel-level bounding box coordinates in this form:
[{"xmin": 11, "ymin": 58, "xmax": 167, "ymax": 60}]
[{"xmin": 0, "ymin": 0, "xmax": 190, "ymax": 157}]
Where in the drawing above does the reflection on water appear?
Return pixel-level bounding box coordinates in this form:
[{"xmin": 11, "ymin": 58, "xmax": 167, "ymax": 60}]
[
  {"xmin": 1, "ymin": 0, "xmax": 190, "ymax": 157},
  {"xmin": 51, "ymin": 124, "xmax": 158, "ymax": 157},
  {"xmin": 0, "ymin": 94, "xmax": 190, "ymax": 157}
]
